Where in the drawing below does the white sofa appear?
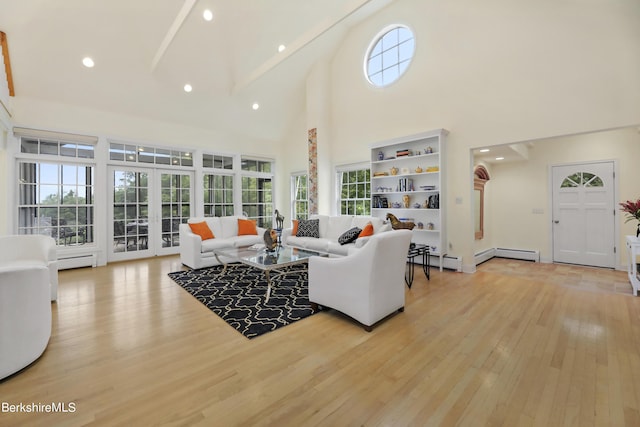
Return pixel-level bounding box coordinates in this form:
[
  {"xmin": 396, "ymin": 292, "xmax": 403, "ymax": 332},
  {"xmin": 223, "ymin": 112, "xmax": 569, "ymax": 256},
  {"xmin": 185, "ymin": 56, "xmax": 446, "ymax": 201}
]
[
  {"xmin": 0, "ymin": 265, "xmax": 52, "ymax": 379},
  {"xmin": 179, "ymin": 216, "xmax": 266, "ymax": 269},
  {"xmin": 281, "ymin": 214, "xmax": 391, "ymax": 256},
  {"xmin": 0, "ymin": 235, "xmax": 58, "ymax": 301},
  {"xmin": 309, "ymin": 229, "xmax": 413, "ymax": 331}
]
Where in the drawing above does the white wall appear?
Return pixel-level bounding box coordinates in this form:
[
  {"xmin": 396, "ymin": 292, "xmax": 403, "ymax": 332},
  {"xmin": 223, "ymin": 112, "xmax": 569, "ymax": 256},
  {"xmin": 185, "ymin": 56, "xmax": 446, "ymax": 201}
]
[
  {"xmin": 486, "ymin": 127, "xmax": 640, "ymax": 267},
  {"xmin": 0, "ymin": 96, "xmax": 287, "ymax": 234},
  {"xmin": 313, "ymin": 0, "xmax": 640, "ymax": 271}
]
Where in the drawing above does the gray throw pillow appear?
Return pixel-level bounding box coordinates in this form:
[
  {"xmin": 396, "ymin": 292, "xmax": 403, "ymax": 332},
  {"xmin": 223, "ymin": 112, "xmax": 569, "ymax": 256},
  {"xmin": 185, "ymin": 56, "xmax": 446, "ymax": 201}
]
[
  {"xmin": 338, "ymin": 227, "xmax": 362, "ymax": 245},
  {"xmin": 296, "ymin": 219, "xmax": 320, "ymax": 238}
]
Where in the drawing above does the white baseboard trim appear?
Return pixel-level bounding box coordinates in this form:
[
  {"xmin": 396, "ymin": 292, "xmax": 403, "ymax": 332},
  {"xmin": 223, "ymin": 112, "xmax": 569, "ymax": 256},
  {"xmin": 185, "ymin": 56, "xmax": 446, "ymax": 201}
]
[
  {"xmin": 475, "ymin": 247, "xmax": 540, "ymax": 266},
  {"xmin": 413, "ymin": 254, "xmax": 462, "ymax": 272}
]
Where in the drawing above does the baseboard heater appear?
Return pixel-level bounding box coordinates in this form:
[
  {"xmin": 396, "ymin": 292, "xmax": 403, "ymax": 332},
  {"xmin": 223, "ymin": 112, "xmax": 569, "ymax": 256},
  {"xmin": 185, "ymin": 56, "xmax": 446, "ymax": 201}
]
[
  {"xmin": 475, "ymin": 248, "xmax": 497, "ymax": 265},
  {"xmin": 419, "ymin": 254, "xmax": 463, "ymax": 272},
  {"xmin": 58, "ymin": 253, "xmax": 97, "ymax": 270},
  {"xmin": 495, "ymin": 248, "xmax": 540, "ymax": 262}
]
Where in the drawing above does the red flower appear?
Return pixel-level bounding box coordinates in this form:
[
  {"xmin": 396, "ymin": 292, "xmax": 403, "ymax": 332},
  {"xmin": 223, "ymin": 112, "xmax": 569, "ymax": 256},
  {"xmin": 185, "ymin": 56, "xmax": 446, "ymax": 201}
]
[{"xmin": 619, "ymin": 199, "xmax": 640, "ymax": 223}]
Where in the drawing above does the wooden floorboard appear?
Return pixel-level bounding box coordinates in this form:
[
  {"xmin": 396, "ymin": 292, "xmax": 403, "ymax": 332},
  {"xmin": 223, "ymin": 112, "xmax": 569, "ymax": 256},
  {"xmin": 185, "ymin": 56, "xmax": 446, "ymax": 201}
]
[{"xmin": 1, "ymin": 256, "xmax": 639, "ymax": 426}]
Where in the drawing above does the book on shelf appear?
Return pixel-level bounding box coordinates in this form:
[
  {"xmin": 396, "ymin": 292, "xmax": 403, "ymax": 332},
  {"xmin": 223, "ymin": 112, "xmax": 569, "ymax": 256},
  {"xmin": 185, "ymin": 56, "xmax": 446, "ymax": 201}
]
[
  {"xmin": 373, "ymin": 196, "xmax": 389, "ymax": 208},
  {"xmin": 397, "ymin": 178, "xmax": 414, "ymax": 192}
]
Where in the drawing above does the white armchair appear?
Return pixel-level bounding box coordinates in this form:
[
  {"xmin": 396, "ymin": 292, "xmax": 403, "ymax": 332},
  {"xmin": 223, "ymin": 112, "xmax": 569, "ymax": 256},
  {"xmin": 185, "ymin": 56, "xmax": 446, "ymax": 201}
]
[
  {"xmin": 0, "ymin": 265, "xmax": 52, "ymax": 380},
  {"xmin": 308, "ymin": 229, "xmax": 413, "ymax": 331},
  {"xmin": 0, "ymin": 235, "xmax": 58, "ymax": 301}
]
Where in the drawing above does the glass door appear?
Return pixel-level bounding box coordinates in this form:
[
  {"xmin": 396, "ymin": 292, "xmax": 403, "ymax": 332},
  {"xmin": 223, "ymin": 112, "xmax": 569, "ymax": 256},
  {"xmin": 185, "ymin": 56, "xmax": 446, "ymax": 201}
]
[
  {"xmin": 109, "ymin": 167, "xmax": 153, "ymax": 261},
  {"xmin": 156, "ymin": 170, "xmax": 192, "ymax": 256},
  {"xmin": 108, "ymin": 166, "xmax": 193, "ymax": 261}
]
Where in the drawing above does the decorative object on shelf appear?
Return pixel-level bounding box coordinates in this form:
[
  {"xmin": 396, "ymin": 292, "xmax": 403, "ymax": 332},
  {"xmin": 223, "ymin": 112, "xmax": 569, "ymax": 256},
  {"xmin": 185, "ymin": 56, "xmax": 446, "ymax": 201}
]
[
  {"xmin": 403, "ymin": 194, "xmax": 411, "ymax": 208},
  {"xmin": 426, "ymin": 194, "xmax": 440, "ymax": 209},
  {"xmin": 416, "ymin": 222, "xmax": 424, "ymax": 229},
  {"xmin": 386, "ymin": 213, "xmax": 415, "ymax": 230},
  {"xmin": 274, "ymin": 209, "xmax": 284, "ymax": 231},
  {"xmin": 427, "ymin": 222, "xmax": 434, "ymax": 230},
  {"xmin": 415, "ymin": 166, "xmax": 423, "ymax": 173},
  {"xmin": 619, "ymin": 198, "xmax": 640, "ymax": 237},
  {"xmin": 390, "ymin": 166, "xmax": 399, "ymax": 176},
  {"xmin": 378, "ymin": 151, "xmax": 384, "ymax": 161},
  {"xmin": 425, "ymin": 146, "xmax": 433, "ymax": 154},
  {"xmin": 263, "ymin": 228, "xmax": 279, "ymax": 251},
  {"xmin": 413, "ymin": 203, "xmax": 421, "ymax": 209},
  {"xmin": 426, "ymin": 166, "xmax": 439, "ymax": 172},
  {"xmin": 391, "ymin": 201, "xmax": 402, "ymax": 208}
]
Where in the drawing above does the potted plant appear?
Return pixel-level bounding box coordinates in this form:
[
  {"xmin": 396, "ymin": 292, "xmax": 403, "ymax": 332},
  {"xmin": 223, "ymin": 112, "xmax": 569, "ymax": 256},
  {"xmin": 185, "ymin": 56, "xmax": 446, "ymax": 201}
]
[{"xmin": 619, "ymin": 198, "xmax": 640, "ymax": 237}]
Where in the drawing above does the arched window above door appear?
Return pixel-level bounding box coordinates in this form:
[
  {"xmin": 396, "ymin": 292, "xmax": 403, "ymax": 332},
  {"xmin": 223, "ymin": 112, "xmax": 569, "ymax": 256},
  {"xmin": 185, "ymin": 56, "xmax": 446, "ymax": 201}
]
[{"xmin": 560, "ymin": 172, "xmax": 604, "ymax": 188}]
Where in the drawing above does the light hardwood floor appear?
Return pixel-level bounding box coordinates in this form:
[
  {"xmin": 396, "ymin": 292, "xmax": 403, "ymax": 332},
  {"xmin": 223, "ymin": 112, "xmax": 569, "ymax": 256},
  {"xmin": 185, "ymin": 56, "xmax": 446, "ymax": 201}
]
[{"xmin": 1, "ymin": 256, "xmax": 640, "ymax": 426}]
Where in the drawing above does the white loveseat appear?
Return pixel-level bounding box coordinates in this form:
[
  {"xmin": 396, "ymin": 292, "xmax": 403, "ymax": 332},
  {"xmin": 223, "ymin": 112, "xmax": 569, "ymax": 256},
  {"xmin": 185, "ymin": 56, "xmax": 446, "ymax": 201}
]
[
  {"xmin": 281, "ymin": 214, "xmax": 391, "ymax": 256},
  {"xmin": 0, "ymin": 235, "xmax": 58, "ymax": 301},
  {"xmin": 179, "ymin": 216, "xmax": 266, "ymax": 269}
]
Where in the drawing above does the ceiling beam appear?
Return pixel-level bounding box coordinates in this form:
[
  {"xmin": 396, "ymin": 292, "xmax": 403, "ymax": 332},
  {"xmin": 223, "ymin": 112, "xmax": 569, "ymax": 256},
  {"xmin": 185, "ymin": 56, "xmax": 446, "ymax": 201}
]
[
  {"xmin": 232, "ymin": 0, "xmax": 384, "ymax": 93},
  {"xmin": 0, "ymin": 31, "xmax": 15, "ymax": 96},
  {"xmin": 150, "ymin": 0, "xmax": 197, "ymax": 72}
]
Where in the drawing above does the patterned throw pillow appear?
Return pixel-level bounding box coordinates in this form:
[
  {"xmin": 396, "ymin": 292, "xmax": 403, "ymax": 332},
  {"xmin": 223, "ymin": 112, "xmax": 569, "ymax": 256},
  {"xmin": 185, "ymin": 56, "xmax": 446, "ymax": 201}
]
[
  {"xmin": 338, "ymin": 227, "xmax": 362, "ymax": 245},
  {"xmin": 296, "ymin": 219, "xmax": 320, "ymax": 238}
]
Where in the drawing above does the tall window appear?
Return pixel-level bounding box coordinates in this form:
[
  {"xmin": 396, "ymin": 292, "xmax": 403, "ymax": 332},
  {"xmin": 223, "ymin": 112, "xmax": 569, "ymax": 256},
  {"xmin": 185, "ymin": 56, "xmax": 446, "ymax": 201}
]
[
  {"xmin": 204, "ymin": 174, "xmax": 234, "ymax": 217},
  {"xmin": 291, "ymin": 173, "xmax": 309, "ymax": 220},
  {"xmin": 241, "ymin": 157, "xmax": 274, "ymax": 228},
  {"xmin": 338, "ymin": 165, "xmax": 371, "ymax": 215},
  {"xmin": 203, "ymin": 153, "xmax": 235, "ymax": 217},
  {"xmin": 17, "ymin": 138, "xmax": 95, "ymax": 246}
]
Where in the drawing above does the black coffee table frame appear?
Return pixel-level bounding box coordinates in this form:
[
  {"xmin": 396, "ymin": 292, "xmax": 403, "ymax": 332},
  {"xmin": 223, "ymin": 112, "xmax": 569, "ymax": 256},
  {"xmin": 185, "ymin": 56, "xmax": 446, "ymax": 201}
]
[{"xmin": 405, "ymin": 244, "xmax": 430, "ymax": 288}]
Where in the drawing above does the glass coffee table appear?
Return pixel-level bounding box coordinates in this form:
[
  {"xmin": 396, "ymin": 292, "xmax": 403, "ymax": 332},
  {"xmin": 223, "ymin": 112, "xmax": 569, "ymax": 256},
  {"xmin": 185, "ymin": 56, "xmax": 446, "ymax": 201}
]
[{"xmin": 212, "ymin": 245, "xmax": 324, "ymax": 302}]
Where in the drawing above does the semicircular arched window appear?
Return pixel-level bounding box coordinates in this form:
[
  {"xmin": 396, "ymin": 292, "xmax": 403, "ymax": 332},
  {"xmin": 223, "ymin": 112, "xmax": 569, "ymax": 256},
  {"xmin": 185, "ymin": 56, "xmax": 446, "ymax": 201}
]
[{"xmin": 560, "ymin": 172, "xmax": 604, "ymax": 188}]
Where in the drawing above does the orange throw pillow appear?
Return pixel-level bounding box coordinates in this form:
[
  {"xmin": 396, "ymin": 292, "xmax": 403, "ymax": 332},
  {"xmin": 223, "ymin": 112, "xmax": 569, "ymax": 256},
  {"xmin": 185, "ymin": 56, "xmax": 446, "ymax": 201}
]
[
  {"xmin": 189, "ymin": 221, "xmax": 215, "ymax": 240},
  {"xmin": 358, "ymin": 222, "xmax": 374, "ymax": 238},
  {"xmin": 292, "ymin": 219, "xmax": 299, "ymax": 235},
  {"xmin": 238, "ymin": 218, "xmax": 258, "ymax": 235}
]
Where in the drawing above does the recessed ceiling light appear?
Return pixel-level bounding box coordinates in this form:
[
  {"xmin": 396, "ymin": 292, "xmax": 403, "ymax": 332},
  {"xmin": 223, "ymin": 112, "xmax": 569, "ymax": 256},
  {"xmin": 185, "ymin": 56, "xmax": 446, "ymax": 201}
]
[
  {"xmin": 82, "ymin": 57, "xmax": 94, "ymax": 68},
  {"xmin": 495, "ymin": 157, "xmax": 505, "ymax": 160},
  {"xmin": 252, "ymin": 102, "xmax": 260, "ymax": 110},
  {"xmin": 183, "ymin": 84, "xmax": 193, "ymax": 93},
  {"xmin": 278, "ymin": 44, "xmax": 286, "ymax": 53},
  {"xmin": 203, "ymin": 9, "xmax": 213, "ymax": 21},
  {"xmin": 479, "ymin": 149, "xmax": 490, "ymax": 153}
]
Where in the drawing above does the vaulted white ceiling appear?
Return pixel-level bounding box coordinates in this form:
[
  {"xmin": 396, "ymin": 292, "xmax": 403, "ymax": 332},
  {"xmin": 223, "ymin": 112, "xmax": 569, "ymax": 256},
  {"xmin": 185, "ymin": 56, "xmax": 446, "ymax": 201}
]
[{"xmin": 0, "ymin": 0, "xmax": 391, "ymax": 141}]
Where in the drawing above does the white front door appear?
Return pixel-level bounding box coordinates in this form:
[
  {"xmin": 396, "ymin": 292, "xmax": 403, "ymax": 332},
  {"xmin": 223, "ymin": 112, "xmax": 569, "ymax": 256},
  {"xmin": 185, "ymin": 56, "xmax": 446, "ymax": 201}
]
[{"xmin": 552, "ymin": 162, "xmax": 615, "ymax": 268}]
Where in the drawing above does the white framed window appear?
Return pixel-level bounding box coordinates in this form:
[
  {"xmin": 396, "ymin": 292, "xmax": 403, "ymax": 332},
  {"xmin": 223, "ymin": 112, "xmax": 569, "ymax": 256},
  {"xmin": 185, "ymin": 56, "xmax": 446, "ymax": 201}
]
[
  {"xmin": 17, "ymin": 137, "xmax": 96, "ymax": 247},
  {"xmin": 203, "ymin": 153, "xmax": 235, "ymax": 217},
  {"xmin": 364, "ymin": 25, "xmax": 415, "ymax": 87},
  {"xmin": 241, "ymin": 157, "xmax": 274, "ymax": 228},
  {"xmin": 291, "ymin": 172, "xmax": 309, "ymax": 220},
  {"xmin": 109, "ymin": 142, "xmax": 193, "ymax": 167},
  {"xmin": 336, "ymin": 163, "xmax": 371, "ymax": 216}
]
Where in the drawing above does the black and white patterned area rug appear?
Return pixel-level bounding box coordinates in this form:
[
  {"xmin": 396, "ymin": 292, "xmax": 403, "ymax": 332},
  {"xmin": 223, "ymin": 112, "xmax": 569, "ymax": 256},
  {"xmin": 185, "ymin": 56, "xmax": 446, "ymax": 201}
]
[{"xmin": 168, "ymin": 263, "xmax": 315, "ymax": 339}]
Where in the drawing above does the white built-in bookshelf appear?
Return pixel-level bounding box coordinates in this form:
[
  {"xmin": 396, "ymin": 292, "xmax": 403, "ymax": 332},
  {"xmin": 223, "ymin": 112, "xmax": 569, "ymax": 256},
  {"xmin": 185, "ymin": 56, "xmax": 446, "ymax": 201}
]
[{"xmin": 370, "ymin": 129, "xmax": 448, "ymax": 269}]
